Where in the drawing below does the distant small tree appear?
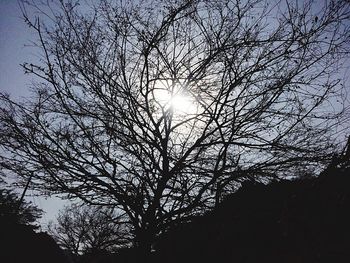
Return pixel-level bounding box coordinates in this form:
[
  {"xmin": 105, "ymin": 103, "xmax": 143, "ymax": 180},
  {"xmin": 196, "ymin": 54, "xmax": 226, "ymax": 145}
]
[
  {"xmin": 48, "ymin": 204, "xmax": 131, "ymax": 255},
  {"xmin": 0, "ymin": 181, "xmax": 42, "ymax": 229}
]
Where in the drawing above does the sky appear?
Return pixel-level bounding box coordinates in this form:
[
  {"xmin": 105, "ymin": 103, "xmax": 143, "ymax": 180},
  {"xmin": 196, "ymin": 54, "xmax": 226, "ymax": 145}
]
[
  {"xmin": 0, "ymin": 0, "xmax": 31, "ymax": 98},
  {"xmin": 0, "ymin": 0, "xmax": 67, "ymax": 228}
]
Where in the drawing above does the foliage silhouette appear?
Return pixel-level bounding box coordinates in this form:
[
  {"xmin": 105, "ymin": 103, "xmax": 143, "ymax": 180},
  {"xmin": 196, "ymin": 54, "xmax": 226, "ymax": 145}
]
[
  {"xmin": 0, "ymin": 0, "xmax": 350, "ymax": 252},
  {"xmin": 0, "ymin": 181, "xmax": 42, "ymax": 230}
]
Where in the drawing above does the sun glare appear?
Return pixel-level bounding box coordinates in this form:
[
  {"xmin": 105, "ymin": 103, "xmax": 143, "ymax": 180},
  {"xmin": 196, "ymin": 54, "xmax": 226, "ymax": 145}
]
[
  {"xmin": 170, "ymin": 94, "xmax": 194, "ymax": 113},
  {"xmin": 153, "ymin": 83, "xmax": 197, "ymax": 116}
]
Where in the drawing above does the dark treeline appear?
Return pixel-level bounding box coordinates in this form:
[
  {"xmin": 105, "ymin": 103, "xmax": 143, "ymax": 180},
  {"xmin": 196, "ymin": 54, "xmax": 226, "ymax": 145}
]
[
  {"xmin": 1, "ymin": 150, "xmax": 349, "ymax": 263},
  {"xmin": 154, "ymin": 160, "xmax": 350, "ymax": 263}
]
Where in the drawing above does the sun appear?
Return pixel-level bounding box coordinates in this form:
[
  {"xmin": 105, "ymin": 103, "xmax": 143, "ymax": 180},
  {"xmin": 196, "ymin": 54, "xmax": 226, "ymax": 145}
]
[
  {"xmin": 153, "ymin": 83, "xmax": 197, "ymax": 115},
  {"xmin": 169, "ymin": 93, "xmax": 195, "ymax": 113}
]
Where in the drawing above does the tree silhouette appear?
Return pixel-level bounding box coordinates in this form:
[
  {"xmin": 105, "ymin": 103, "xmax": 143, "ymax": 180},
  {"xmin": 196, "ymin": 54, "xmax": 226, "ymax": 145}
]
[
  {"xmin": 0, "ymin": 181, "xmax": 70, "ymax": 263},
  {"xmin": 0, "ymin": 181, "xmax": 42, "ymax": 229},
  {"xmin": 48, "ymin": 204, "xmax": 130, "ymax": 256},
  {"xmin": 0, "ymin": 0, "xmax": 349, "ymax": 253}
]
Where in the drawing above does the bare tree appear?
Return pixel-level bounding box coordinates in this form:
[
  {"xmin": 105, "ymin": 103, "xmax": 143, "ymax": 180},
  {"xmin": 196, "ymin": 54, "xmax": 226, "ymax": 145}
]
[
  {"xmin": 0, "ymin": 0, "xmax": 349, "ymax": 253},
  {"xmin": 47, "ymin": 204, "xmax": 130, "ymax": 255}
]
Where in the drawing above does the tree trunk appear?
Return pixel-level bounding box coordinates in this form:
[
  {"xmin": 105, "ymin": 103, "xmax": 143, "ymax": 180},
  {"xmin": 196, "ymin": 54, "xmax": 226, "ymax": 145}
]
[{"xmin": 134, "ymin": 226, "xmax": 156, "ymax": 258}]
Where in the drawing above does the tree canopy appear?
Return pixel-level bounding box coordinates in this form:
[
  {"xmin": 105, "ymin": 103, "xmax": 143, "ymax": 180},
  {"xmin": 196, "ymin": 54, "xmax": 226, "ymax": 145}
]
[{"xmin": 1, "ymin": 0, "xmax": 349, "ymax": 252}]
